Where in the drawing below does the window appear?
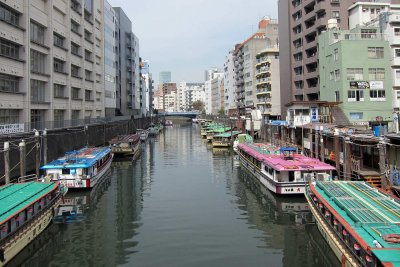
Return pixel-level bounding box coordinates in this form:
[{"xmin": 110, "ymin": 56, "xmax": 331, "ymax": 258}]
[
  {"xmin": 361, "ymin": 29, "xmax": 377, "ymax": 39},
  {"xmin": 332, "ymin": 11, "xmax": 340, "ymax": 18},
  {"xmin": 85, "ymin": 69, "xmax": 92, "ymax": 81},
  {"xmin": 71, "ymin": 0, "xmax": 81, "ymax": 14},
  {"xmin": 0, "ymin": 4, "xmax": 19, "ymax": 26},
  {"xmin": 85, "ymin": 89, "xmax": 92, "ymax": 101},
  {"xmin": 53, "ymin": 33, "xmax": 65, "ymax": 48},
  {"xmin": 368, "ymin": 68, "xmax": 385, "ymax": 80},
  {"xmin": 0, "ymin": 109, "xmax": 19, "ymax": 124},
  {"xmin": 370, "ymin": 90, "xmax": 386, "ymax": 101},
  {"xmin": 30, "ymin": 21, "xmax": 45, "ymax": 45},
  {"xmin": 71, "ymin": 64, "xmax": 80, "ymax": 78},
  {"xmin": 71, "ymin": 110, "xmax": 80, "ymax": 120},
  {"xmin": 0, "ymin": 74, "xmax": 19, "ymax": 93},
  {"xmin": 54, "ymin": 84, "xmax": 65, "ymax": 98},
  {"xmin": 334, "ymin": 69, "xmax": 340, "ymax": 81},
  {"xmin": 0, "ymin": 38, "xmax": 19, "ymax": 59},
  {"xmin": 30, "ymin": 109, "xmax": 44, "ymax": 129},
  {"xmin": 71, "ymin": 42, "xmax": 80, "ymax": 56},
  {"xmin": 397, "ymin": 90, "xmax": 400, "ymax": 100},
  {"xmin": 395, "ymin": 28, "xmax": 400, "ymax": 36},
  {"xmin": 84, "ymin": 50, "xmax": 92, "ymax": 62},
  {"xmin": 71, "ymin": 20, "xmax": 80, "ymax": 35},
  {"xmin": 348, "ymin": 90, "xmax": 364, "ymax": 102},
  {"xmin": 346, "ymin": 68, "xmax": 363, "ymax": 80},
  {"xmin": 396, "ymin": 49, "xmax": 400, "ymax": 57},
  {"xmin": 72, "ymin": 87, "xmax": 80, "ymax": 99},
  {"xmin": 30, "ymin": 50, "xmax": 46, "ymax": 74},
  {"xmin": 329, "ymin": 71, "xmax": 334, "ymax": 80},
  {"xmin": 30, "ymin": 79, "xmax": 46, "ymax": 102},
  {"xmin": 335, "ymin": 91, "xmax": 340, "ymax": 102},
  {"xmin": 53, "ymin": 58, "xmax": 65, "ymax": 73},
  {"xmin": 368, "ymin": 47, "xmax": 384, "ymax": 59},
  {"xmin": 54, "ymin": 110, "xmax": 64, "ymax": 125},
  {"xmin": 295, "ymin": 81, "xmax": 303, "ymax": 89},
  {"xmin": 349, "ymin": 112, "xmax": 363, "ymax": 120},
  {"xmin": 84, "ymin": 30, "xmax": 92, "ymax": 43},
  {"xmin": 333, "ymin": 48, "xmax": 338, "ymax": 61}
]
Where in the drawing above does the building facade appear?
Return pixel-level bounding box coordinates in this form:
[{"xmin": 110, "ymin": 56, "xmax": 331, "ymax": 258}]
[
  {"xmin": 319, "ymin": 27, "xmax": 393, "ymax": 126},
  {"xmin": 0, "ymin": 0, "xmax": 105, "ymax": 132},
  {"xmin": 223, "ymin": 50, "xmax": 236, "ymax": 116},
  {"xmin": 159, "ymin": 71, "xmax": 171, "ymax": 84},
  {"xmin": 114, "ymin": 7, "xmax": 140, "ymax": 117},
  {"xmin": 255, "ymin": 47, "xmax": 281, "ymax": 120},
  {"xmin": 104, "ymin": 0, "xmax": 117, "ymax": 117}
]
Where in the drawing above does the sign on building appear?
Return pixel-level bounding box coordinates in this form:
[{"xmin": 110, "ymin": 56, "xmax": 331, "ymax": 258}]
[
  {"xmin": 370, "ymin": 81, "xmax": 384, "ymax": 89},
  {"xmin": 0, "ymin": 124, "xmax": 24, "ymax": 134},
  {"xmin": 350, "ymin": 81, "xmax": 369, "ymax": 89},
  {"xmin": 310, "ymin": 107, "xmax": 318, "ymax": 122}
]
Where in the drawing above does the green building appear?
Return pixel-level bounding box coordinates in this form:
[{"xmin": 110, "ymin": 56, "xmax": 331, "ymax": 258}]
[{"xmin": 319, "ymin": 27, "xmax": 392, "ymax": 128}]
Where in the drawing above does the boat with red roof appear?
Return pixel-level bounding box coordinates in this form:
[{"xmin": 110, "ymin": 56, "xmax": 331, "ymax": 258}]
[{"xmin": 237, "ymin": 143, "xmax": 335, "ymax": 195}]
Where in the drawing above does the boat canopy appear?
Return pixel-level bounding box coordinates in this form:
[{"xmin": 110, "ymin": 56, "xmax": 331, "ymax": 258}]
[{"xmin": 213, "ymin": 131, "xmax": 241, "ymax": 138}]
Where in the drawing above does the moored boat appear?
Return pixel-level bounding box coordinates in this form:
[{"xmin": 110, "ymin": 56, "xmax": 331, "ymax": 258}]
[
  {"xmin": 165, "ymin": 120, "xmax": 173, "ymax": 127},
  {"xmin": 305, "ymin": 180, "xmax": 400, "ymax": 267},
  {"xmin": 0, "ymin": 176, "xmax": 67, "ymax": 266},
  {"xmin": 148, "ymin": 123, "xmax": 159, "ymax": 137},
  {"xmin": 237, "ymin": 143, "xmax": 335, "ymax": 195},
  {"xmin": 40, "ymin": 146, "xmax": 113, "ymax": 189},
  {"xmin": 206, "ymin": 126, "xmax": 231, "ymax": 142},
  {"xmin": 110, "ymin": 134, "xmax": 140, "ymax": 159},
  {"xmin": 233, "ymin": 133, "xmax": 253, "ymax": 153},
  {"xmin": 212, "ymin": 130, "xmax": 241, "ymax": 148}
]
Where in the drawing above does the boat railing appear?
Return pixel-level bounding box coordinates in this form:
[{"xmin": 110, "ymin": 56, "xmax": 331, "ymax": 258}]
[
  {"xmin": 17, "ymin": 174, "xmax": 38, "ymax": 183},
  {"xmin": 0, "ymin": 189, "xmax": 62, "ymax": 246}
]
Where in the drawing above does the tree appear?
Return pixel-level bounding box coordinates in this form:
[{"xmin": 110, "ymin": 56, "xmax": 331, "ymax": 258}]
[
  {"xmin": 192, "ymin": 100, "xmax": 204, "ymax": 112},
  {"xmin": 218, "ymin": 107, "xmax": 225, "ymax": 116}
]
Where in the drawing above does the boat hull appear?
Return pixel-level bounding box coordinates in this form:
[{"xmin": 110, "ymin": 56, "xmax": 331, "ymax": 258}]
[
  {"xmin": 305, "ymin": 192, "xmax": 357, "ymax": 267},
  {"xmin": 0, "ymin": 197, "xmax": 62, "ymax": 266},
  {"xmin": 238, "ymin": 152, "xmax": 305, "ymax": 195}
]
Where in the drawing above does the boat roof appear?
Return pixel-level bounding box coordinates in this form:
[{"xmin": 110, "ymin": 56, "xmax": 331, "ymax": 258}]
[
  {"xmin": 214, "ymin": 131, "xmax": 242, "ymax": 138},
  {"xmin": 238, "ymin": 143, "xmax": 335, "ymax": 171},
  {"xmin": 314, "ymin": 181, "xmax": 400, "ymax": 265},
  {"xmin": 41, "ymin": 147, "xmax": 111, "ymax": 169},
  {"xmin": 109, "ymin": 134, "xmax": 139, "ymax": 145},
  {"xmin": 0, "ymin": 182, "xmax": 58, "ymax": 223},
  {"xmin": 207, "ymin": 127, "xmax": 231, "ymax": 133}
]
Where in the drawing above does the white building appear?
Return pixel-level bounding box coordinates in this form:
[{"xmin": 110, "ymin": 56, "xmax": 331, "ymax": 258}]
[
  {"xmin": 211, "ymin": 75, "xmax": 224, "ymax": 114},
  {"xmin": 177, "ymin": 81, "xmax": 205, "ymax": 111},
  {"xmin": 223, "ymin": 50, "xmax": 236, "ymax": 116},
  {"xmin": 204, "ymin": 80, "xmax": 212, "ymax": 114}
]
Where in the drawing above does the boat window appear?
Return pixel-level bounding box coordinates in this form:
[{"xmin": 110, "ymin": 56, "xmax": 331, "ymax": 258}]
[
  {"xmin": 62, "ymin": 168, "xmax": 70, "ymax": 174},
  {"xmin": 288, "ymin": 171, "xmax": 295, "ymax": 182}
]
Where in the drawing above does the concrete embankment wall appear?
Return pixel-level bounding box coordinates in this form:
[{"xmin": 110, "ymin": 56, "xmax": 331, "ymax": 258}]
[{"xmin": 0, "ymin": 117, "xmax": 151, "ymax": 183}]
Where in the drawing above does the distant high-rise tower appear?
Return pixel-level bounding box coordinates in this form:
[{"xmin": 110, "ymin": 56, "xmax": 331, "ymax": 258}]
[{"xmin": 159, "ymin": 71, "xmax": 171, "ymax": 84}]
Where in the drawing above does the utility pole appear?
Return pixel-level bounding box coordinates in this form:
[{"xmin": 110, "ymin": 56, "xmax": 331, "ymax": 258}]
[
  {"xmin": 35, "ymin": 130, "xmax": 40, "ymax": 179},
  {"xmin": 43, "ymin": 129, "xmax": 48, "ymax": 165},
  {"xmin": 4, "ymin": 142, "xmax": 9, "ymax": 184},
  {"xmin": 320, "ymin": 126, "xmax": 325, "ymax": 162},
  {"xmin": 379, "ymin": 140, "xmax": 388, "ymax": 190},
  {"xmin": 334, "ymin": 129, "xmax": 340, "ymax": 179},
  {"xmin": 314, "ymin": 126, "xmax": 319, "ymax": 159},
  {"xmin": 19, "ymin": 140, "xmax": 26, "ymax": 180}
]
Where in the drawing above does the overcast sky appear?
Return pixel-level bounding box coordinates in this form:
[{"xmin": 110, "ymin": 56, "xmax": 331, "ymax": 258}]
[{"xmin": 108, "ymin": 0, "xmax": 278, "ymax": 85}]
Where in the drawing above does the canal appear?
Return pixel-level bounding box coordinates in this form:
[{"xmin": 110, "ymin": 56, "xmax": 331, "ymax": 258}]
[{"xmin": 9, "ymin": 124, "xmax": 339, "ymax": 267}]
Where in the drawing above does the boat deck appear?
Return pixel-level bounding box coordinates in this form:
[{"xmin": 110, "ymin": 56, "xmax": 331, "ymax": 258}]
[
  {"xmin": 0, "ymin": 182, "xmax": 58, "ymax": 223},
  {"xmin": 315, "ymin": 181, "xmax": 400, "ymax": 264}
]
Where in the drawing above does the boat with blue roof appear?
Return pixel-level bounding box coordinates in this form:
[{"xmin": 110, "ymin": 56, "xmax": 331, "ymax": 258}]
[
  {"xmin": 306, "ymin": 180, "xmax": 400, "ymax": 267},
  {"xmin": 40, "ymin": 146, "xmax": 113, "ymax": 189},
  {"xmin": 0, "ymin": 175, "xmax": 66, "ymax": 266}
]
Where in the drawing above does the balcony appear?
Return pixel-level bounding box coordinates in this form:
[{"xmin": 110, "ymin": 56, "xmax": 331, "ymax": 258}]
[
  {"xmin": 256, "ymin": 88, "xmax": 271, "ymax": 95},
  {"xmin": 256, "ymin": 77, "xmax": 271, "ymax": 86}
]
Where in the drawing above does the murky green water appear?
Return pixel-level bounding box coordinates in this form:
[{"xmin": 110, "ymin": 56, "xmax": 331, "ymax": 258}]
[{"xmin": 9, "ymin": 124, "xmax": 339, "ymax": 267}]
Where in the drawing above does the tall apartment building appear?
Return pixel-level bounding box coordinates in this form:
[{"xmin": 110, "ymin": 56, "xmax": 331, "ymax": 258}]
[
  {"xmin": 159, "ymin": 71, "xmax": 171, "ymax": 84},
  {"xmin": 104, "ymin": 0, "xmax": 117, "ymax": 117},
  {"xmin": 223, "ymin": 50, "xmax": 236, "ymax": 116},
  {"xmin": 140, "ymin": 59, "xmax": 153, "ymax": 116},
  {"xmin": 278, "ymin": 0, "xmax": 356, "ymax": 118},
  {"xmin": 0, "ymin": 0, "xmax": 104, "ymax": 132},
  {"xmin": 114, "ymin": 7, "xmax": 140, "ymax": 117},
  {"xmin": 233, "ymin": 17, "xmax": 279, "ymax": 116},
  {"xmin": 211, "ymin": 75, "xmax": 224, "ymax": 114},
  {"xmin": 255, "ymin": 47, "xmax": 280, "ymax": 120}
]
